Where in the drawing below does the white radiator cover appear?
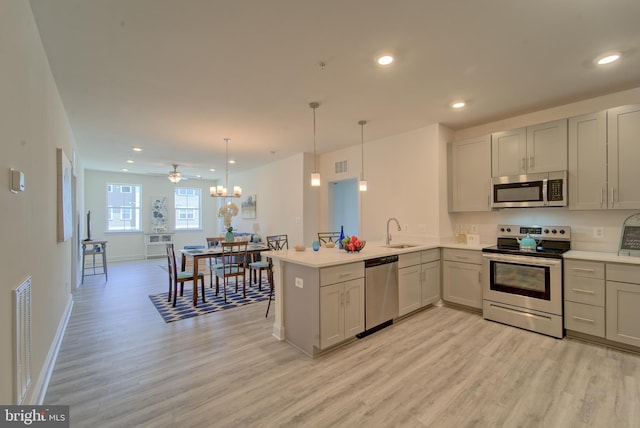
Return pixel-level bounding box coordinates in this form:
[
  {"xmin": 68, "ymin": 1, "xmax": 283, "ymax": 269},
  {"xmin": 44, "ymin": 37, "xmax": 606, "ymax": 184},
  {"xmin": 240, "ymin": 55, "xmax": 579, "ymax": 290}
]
[{"xmin": 13, "ymin": 277, "xmax": 32, "ymax": 404}]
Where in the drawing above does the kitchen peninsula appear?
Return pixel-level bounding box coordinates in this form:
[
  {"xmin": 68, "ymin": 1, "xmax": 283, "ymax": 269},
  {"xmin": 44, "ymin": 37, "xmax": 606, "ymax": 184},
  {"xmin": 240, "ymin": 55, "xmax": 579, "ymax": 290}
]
[{"xmin": 266, "ymin": 241, "xmax": 485, "ymax": 357}]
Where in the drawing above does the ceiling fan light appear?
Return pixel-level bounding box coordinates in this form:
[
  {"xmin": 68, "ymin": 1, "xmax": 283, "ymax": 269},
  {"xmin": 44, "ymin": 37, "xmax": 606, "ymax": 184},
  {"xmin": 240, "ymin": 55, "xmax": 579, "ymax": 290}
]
[
  {"xmin": 168, "ymin": 172, "xmax": 182, "ymax": 183},
  {"xmin": 377, "ymin": 55, "xmax": 394, "ymax": 65}
]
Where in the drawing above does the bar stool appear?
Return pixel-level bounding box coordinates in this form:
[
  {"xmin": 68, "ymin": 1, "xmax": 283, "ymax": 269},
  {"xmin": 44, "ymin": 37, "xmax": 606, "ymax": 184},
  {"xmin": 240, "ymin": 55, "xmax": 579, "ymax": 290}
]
[{"xmin": 81, "ymin": 240, "xmax": 108, "ymax": 283}]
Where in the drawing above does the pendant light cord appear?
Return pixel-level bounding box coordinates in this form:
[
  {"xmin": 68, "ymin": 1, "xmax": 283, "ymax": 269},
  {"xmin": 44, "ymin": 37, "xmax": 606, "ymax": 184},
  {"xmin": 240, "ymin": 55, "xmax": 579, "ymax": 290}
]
[
  {"xmin": 359, "ymin": 120, "xmax": 367, "ymax": 179},
  {"xmin": 310, "ymin": 102, "xmax": 319, "ymax": 173}
]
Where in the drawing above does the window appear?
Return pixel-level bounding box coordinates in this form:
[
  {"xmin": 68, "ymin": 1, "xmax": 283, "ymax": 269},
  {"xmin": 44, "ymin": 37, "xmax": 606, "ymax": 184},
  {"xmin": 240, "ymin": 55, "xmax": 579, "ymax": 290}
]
[
  {"xmin": 107, "ymin": 183, "xmax": 141, "ymax": 231},
  {"xmin": 175, "ymin": 187, "xmax": 201, "ymax": 230}
]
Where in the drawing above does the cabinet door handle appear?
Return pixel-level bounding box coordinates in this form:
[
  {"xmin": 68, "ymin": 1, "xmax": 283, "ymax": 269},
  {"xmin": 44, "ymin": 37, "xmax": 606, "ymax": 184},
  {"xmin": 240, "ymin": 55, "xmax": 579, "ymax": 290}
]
[
  {"xmin": 340, "ymin": 292, "xmax": 344, "ymax": 306},
  {"xmin": 521, "ymin": 157, "xmax": 526, "ymax": 170},
  {"xmin": 573, "ymin": 316, "xmax": 595, "ymax": 324},
  {"xmin": 346, "ymin": 290, "xmax": 350, "ymax": 305},
  {"xmin": 600, "ymin": 187, "xmax": 604, "ymax": 207},
  {"xmin": 478, "ymin": 270, "xmax": 482, "ymax": 283},
  {"xmin": 529, "ymin": 156, "xmax": 534, "ymax": 170},
  {"xmin": 611, "ymin": 187, "xmax": 615, "ymax": 206},
  {"xmin": 339, "ymin": 272, "xmax": 353, "ymax": 278},
  {"xmin": 572, "ymin": 268, "xmax": 595, "ymax": 273},
  {"xmin": 572, "ymin": 288, "xmax": 595, "ymax": 295},
  {"xmin": 455, "ymin": 256, "xmax": 469, "ymax": 260}
]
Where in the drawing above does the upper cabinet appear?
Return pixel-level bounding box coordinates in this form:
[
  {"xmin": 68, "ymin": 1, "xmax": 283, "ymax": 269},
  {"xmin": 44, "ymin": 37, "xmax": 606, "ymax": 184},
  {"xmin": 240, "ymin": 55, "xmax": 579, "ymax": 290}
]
[
  {"xmin": 491, "ymin": 119, "xmax": 568, "ymax": 177},
  {"xmin": 448, "ymin": 135, "xmax": 491, "ymax": 212},
  {"xmin": 569, "ymin": 104, "xmax": 640, "ymax": 210}
]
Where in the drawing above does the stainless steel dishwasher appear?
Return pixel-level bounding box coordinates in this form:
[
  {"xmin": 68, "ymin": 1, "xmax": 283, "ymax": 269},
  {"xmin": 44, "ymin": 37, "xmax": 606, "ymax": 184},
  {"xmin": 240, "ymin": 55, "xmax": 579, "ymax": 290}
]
[{"xmin": 360, "ymin": 255, "xmax": 399, "ymax": 336}]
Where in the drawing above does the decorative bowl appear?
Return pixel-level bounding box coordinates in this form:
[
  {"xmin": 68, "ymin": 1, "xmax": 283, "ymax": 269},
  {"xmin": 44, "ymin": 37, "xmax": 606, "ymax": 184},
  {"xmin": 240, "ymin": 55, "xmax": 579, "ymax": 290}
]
[
  {"xmin": 325, "ymin": 241, "xmax": 335, "ymax": 248},
  {"xmin": 294, "ymin": 244, "xmax": 306, "ymax": 252},
  {"xmin": 345, "ymin": 240, "xmax": 366, "ymax": 253}
]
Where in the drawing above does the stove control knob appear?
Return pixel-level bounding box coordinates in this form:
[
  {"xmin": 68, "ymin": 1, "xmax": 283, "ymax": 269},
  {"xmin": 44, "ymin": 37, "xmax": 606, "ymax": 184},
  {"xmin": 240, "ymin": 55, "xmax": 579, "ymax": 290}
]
[
  {"xmin": 544, "ymin": 229, "xmax": 550, "ymax": 234},
  {"xmin": 559, "ymin": 229, "xmax": 565, "ymax": 234},
  {"xmin": 551, "ymin": 229, "xmax": 557, "ymax": 234},
  {"xmin": 500, "ymin": 227, "xmax": 505, "ymax": 232},
  {"xmin": 506, "ymin": 228, "xmax": 511, "ymax": 232}
]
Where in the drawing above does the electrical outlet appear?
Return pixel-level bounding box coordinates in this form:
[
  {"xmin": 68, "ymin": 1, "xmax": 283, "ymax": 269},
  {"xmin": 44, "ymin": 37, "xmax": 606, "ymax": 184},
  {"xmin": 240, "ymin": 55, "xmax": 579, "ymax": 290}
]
[
  {"xmin": 470, "ymin": 224, "xmax": 478, "ymax": 234},
  {"xmin": 295, "ymin": 216, "xmax": 301, "ymax": 224},
  {"xmin": 593, "ymin": 227, "xmax": 604, "ymax": 239},
  {"xmin": 295, "ymin": 277, "xmax": 303, "ymax": 288}
]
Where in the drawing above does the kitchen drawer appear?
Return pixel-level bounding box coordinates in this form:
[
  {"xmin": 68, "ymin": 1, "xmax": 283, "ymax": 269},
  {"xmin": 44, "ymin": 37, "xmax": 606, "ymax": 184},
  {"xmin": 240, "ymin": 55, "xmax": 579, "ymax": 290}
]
[
  {"xmin": 565, "ymin": 301, "xmax": 605, "ymax": 338},
  {"xmin": 564, "ymin": 276, "xmax": 605, "ymax": 307},
  {"xmin": 320, "ymin": 262, "xmax": 364, "ymax": 286},
  {"xmin": 565, "ymin": 260, "xmax": 604, "ymax": 279},
  {"xmin": 442, "ymin": 248, "xmax": 482, "ymax": 264},
  {"xmin": 606, "ymin": 263, "xmax": 640, "ymax": 284},
  {"xmin": 399, "ymin": 252, "xmax": 421, "ymax": 268},
  {"xmin": 421, "ymin": 248, "xmax": 440, "ymax": 264}
]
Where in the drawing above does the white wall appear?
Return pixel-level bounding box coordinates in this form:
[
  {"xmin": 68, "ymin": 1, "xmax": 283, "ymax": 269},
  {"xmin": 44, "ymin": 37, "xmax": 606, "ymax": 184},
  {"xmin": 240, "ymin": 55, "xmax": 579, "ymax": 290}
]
[
  {"xmin": 0, "ymin": 1, "xmax": 76, "ymax": 404},
  {"xmin": 452, "ymin": 87, "xmax": 640, "ymax": 252},
  {"xmin": 317, "ymin": 124, "xmax": 447, "ymax": 243},
  {"xmin": 85, "ymin": 170, "xmax": 219, "ymax": 260}
]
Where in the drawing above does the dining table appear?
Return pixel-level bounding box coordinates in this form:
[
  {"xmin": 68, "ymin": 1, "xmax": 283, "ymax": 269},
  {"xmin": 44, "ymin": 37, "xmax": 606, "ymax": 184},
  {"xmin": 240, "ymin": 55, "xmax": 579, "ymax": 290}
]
[{"xmin": 180, "ymin": 242, "xmax": 270, "ymax": 306}]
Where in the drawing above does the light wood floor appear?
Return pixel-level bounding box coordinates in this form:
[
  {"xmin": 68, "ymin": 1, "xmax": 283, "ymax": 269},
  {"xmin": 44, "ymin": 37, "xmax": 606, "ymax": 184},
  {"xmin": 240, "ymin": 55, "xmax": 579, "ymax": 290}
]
[{"xmin": 45, "ymin": 259, "xmax": 640, "ymax": 427}]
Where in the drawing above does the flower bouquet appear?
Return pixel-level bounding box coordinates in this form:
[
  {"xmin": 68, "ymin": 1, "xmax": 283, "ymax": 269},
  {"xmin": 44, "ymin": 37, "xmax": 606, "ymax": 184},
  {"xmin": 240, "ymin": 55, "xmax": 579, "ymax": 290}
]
[{"xmin": 341, "ymin": 235, "xmax": 366, "ymax": 253}]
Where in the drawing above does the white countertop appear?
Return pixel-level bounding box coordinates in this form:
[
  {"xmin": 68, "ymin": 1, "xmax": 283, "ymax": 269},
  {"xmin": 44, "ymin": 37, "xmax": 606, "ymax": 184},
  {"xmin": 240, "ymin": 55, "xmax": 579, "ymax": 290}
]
[
  {"xmin": 564, "ymin": 250, "xmax": 640, "ymax": 265},
  {"xmin": 265, "ymin": 239, "xmax": 490, "ymax": 268}
]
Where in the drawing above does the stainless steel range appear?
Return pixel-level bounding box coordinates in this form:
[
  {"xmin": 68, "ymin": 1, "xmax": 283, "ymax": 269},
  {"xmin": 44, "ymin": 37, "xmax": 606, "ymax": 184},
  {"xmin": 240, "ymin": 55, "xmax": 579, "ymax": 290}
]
[{"xmin": 481, "ymin": 225, "xmax": 571, "ymax": 338}]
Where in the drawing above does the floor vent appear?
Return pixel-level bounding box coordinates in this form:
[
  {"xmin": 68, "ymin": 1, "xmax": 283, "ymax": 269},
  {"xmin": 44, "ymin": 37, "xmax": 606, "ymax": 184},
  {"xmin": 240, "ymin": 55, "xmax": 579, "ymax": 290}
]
[
  {"xmin": 334, "ymin": 160, "xmax": 348, "ymax": 174},
  {"xmin": 13, "ymin": 277, "xmax": 32, "ymax": 404}
]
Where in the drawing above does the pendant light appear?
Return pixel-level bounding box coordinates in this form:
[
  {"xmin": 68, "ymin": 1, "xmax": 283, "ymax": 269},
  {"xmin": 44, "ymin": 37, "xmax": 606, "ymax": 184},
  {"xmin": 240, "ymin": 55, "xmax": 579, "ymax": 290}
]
[
  {"xmin": 309, "ymin": 102, "xmax": 321, "ymax": 187},
  {"xmin": 358, "ymin": 120, "xmax": 367, "ymax": 192},
  {"xmin": 210, "ymin": 138, "xmax": 242, "ymax": 198}
]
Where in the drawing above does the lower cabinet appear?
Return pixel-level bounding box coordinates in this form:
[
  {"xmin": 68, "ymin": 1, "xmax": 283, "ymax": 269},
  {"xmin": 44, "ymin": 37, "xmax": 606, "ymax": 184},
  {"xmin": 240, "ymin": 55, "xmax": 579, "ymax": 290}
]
[
  {"xmin": 398, "ymin": 249, "xmax": 441, "ymax": 317},
  {"xmin": 606, "ymin": 264, "xmax": 640, "ymax": 347},
  {"xmin": 398, "ymin": 253, "xmax": 422, "ymax": 316},
  {"xmin": 564, "ymin": 259, "xmax": 640, "ymax": 350},
  {"xmin": 319, "ymin": 276, "xmax": 364, "ymax": 349},
  {"xmin": 442, "ymin": 249, "xmax": 482, "ymax": 309}
]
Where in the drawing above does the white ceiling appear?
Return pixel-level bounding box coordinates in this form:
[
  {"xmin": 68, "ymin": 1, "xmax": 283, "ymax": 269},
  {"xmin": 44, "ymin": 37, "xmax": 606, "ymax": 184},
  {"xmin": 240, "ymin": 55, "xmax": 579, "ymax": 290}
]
[{"xmin": 29, "ymin": 0, "xmax": 640, "ymax": 181}]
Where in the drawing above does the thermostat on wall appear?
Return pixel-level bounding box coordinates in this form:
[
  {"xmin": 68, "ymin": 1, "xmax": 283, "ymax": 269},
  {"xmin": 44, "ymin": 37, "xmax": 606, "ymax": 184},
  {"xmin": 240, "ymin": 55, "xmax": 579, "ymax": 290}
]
[{"xmin": 10, "ymin": 169, "xmax": 24, "ymax": 193}]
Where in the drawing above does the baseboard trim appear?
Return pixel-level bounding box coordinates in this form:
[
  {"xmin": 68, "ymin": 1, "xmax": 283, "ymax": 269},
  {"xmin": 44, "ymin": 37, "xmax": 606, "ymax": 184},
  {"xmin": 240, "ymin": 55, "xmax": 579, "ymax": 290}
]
[{"xmin": 27, "ymin": 295, "xmax": 73, "ymax": 405}]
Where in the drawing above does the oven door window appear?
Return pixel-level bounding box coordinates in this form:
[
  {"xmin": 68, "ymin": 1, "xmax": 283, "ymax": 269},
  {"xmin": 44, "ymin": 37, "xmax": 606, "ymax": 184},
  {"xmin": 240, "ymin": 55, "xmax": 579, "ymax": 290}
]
[{"xmin": 489, "ymin": 261, "xmax": 550, "ymax": 300}]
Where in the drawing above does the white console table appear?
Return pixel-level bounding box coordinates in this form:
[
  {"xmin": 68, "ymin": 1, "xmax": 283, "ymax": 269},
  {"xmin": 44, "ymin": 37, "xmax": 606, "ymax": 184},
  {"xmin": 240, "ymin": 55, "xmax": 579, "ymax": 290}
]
[{"xmin": 145, "ymin": 233, "xmax": 174, "ymax": 259}]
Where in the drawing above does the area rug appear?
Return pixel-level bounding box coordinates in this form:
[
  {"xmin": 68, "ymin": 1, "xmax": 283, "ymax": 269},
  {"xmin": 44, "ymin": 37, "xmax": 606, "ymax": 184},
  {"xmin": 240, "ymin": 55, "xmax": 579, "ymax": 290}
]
[{"xmin": 149, "ymin": 278, "xmax": 271, "ymax": 323}]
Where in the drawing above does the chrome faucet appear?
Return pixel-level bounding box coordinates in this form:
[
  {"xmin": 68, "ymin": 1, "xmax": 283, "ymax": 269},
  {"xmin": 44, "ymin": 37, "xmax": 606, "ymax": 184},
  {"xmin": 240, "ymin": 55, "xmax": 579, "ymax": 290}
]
[{"xmin": 386, "ymin": 217, "xmax": 401, "ymax": 245}]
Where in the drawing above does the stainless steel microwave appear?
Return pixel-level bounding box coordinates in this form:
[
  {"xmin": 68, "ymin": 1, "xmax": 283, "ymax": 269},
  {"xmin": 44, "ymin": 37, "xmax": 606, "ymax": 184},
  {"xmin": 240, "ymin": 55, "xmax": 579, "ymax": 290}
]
[{"xmin": 491, "ymin": 171, "xmax": 567, "ymax": 208}]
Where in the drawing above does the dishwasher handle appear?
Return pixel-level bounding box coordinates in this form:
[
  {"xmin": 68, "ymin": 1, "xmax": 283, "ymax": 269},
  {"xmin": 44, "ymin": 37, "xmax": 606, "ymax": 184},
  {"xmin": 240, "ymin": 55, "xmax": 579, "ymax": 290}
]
[{"xmin": 365, "ymin": 255, "xmax": 399, "ymax": 268}]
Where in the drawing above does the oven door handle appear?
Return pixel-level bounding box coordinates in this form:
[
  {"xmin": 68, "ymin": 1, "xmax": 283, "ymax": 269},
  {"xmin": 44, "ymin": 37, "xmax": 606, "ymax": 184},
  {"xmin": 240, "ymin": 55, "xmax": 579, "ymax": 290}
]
[{"xmin": 482, "ymin": 253, "xmax": 562, "ymax": 268}]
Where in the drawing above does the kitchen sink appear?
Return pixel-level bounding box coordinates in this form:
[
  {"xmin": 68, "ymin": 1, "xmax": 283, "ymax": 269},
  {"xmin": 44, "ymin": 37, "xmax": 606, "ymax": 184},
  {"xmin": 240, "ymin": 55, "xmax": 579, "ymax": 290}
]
[{"xmin": 384, "ymin": 243, "xmax": 419, "ymax": 249}]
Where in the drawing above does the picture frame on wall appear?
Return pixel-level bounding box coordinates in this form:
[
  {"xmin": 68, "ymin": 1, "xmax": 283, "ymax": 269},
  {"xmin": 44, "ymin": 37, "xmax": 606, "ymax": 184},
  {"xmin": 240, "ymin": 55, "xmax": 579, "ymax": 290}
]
[
  {"xmin": 57, "ymin": 148, "xmax": 73, "ymax": 242},
  {"xmin": 241, "ymin": 194, "xmax": 257, "ymax": 219}
]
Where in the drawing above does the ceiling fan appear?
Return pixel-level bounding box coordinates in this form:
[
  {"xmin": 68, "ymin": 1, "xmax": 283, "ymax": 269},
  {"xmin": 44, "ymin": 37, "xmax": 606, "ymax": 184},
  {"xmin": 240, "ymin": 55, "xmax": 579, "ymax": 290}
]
[{"xmin": 168, "ymin": 164, "xmax": 186, "ymax": 183}]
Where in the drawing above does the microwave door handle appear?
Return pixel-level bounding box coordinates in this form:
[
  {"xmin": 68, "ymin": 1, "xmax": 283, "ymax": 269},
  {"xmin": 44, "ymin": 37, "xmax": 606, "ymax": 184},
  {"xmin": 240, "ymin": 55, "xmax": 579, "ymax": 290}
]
[{"xmin": 542, "ymin": 178, "xmax": 549, "ymax": 205}]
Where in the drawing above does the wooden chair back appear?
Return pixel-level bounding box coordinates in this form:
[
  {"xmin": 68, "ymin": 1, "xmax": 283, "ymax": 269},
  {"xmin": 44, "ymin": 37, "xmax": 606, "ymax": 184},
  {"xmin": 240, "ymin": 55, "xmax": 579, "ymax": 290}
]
[
  {"xmin": 317, "ymin": 232, "xmax": 340, "ymax": 245},
  {"xmin": 267, "ymin": 234, "xmax": 289, "ymax": 250},
  {"xmin": 206, "ymin": 237, "xmax": 222, "ymax": 248},
  {"xmin": 219, "ymin": 241, "xmax": 249, "ymax": 274},
  {"xmin": 165, "ymin": 243, "xmax": 178, "ymax": 281}
]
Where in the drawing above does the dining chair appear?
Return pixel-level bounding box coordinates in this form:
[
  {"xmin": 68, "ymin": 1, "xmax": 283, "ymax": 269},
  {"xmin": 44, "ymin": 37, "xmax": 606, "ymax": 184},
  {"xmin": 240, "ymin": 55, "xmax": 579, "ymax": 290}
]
[
  {"xmin": 260, "ymin": 234, "xmax": 288, "ymax": 317},
  {"xmin": 317, "ymin": 232, "xmax": 341, "ymax": 246},
  {"xmin": 213, "ymin": 241, "xmax": 249, "ymax": 303},
  {"xmin": 248, "ymin": 234, "xmax": 287, "ymax": 290},
  {"xmin": 166, "ymin": 243, "xmax": 206, "ymax": 307},
  {"xmin": 206, "ymin": 237, "xmax": 224, "ymax": 287}
]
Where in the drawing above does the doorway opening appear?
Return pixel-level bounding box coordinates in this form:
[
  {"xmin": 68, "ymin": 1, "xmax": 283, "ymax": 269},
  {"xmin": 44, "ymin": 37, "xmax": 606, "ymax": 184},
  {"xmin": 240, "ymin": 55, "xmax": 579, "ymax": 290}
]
[{"xmin": 330, "ymin": 178, "xmax": 359, "ymax": 237}]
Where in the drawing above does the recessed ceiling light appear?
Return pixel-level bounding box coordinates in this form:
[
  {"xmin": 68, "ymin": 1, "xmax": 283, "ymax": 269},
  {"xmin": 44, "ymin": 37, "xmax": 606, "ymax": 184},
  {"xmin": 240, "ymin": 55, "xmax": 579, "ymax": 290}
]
[
  {"xmin": 596, "ymin": 52, "xmax": 621, "ymax": 65},
  {"xmin": 229, "ymin": 160, "xmax": 236, "ymax": 164},
  {"xmin": 126, "ymin": 159, "xmax": 134, "ymax": 163},
  {"xmin": 132, "ymin": 147, "xmax": 142, "ymax": 152},
  {"xmin": 452, "ymin": 101, "xmax": 466, "ymax": 109},
  {"xmin": 122, "ymin": 168, "xmax": 128, "ymax": 172},
  {"xmin": 209, "ymin": 168, "xmax": 216, "ymax": 172},
  {"xmin": 376, "ymin": 55, "xmax": 394, "ymax": 66}
]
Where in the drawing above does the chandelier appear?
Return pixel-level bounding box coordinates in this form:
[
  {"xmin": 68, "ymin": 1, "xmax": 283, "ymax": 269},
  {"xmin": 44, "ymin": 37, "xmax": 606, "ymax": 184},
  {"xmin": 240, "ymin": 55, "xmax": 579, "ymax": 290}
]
[{"xmin": 210, "ymin": 138, "xmax": 242, "ymax": 198}]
